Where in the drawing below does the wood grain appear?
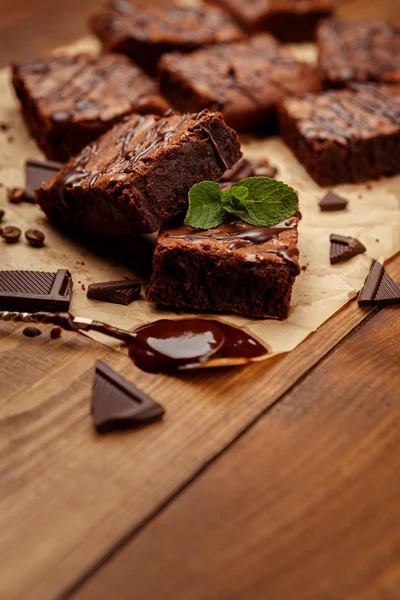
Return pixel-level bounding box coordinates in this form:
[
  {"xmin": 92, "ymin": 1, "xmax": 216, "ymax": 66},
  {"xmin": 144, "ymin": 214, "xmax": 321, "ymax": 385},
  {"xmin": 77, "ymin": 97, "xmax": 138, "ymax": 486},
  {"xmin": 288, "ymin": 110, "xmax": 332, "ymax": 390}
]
[
  {"xmin": 0, "ymin": 0, "xmax": 399, "ymax": 598},
  {"xmin": 1, "ymin": 264, "xmax": 397, "ymax": 600},
  {"xmin": 74, "ymin": 304, "xmax": 400, "ymax": 600}
]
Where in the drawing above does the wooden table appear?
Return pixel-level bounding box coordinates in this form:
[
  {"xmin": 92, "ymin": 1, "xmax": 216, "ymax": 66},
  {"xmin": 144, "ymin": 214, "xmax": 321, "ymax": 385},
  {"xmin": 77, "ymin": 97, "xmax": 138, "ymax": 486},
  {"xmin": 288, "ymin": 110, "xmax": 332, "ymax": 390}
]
[{"xmin": 1, "ymin": 2, "xmax": 400, "ymax": 599}]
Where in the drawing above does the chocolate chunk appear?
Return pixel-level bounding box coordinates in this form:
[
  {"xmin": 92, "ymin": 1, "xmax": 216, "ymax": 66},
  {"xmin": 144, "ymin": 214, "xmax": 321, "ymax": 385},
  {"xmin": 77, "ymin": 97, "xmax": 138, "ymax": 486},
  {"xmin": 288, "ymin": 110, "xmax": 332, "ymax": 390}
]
[
  {"xmin": 219, "ymin": 157, "xmax": 278, "ymax": 187},
  {"xmin": 25, "ymin": 229, "xmax": 45, "ymax": 247},
  {"xmin": 358, "ymin": 260, "xmax": 400, "ymax": 305},
  {"xmin": 1, "ymin": 226, "xmax": 21, "ymax": 243},
  {"xmin": 23, "ymin": 326, "xmax": 41, "ymax": 338},
  {"xmin": 50, "ymin": 326, "xmax": 62, "ymax": 339},
  {"xmin": 0, "ymin": 209, "xmax": 4, "ymax": 223},
  {"xmin": 319, "ymin": 191, "xmax": 348, "ymax": 212},
  {"xmin": 87, "ymin": 279, "xmax": 141, "ymax": 305},
  {"xmin": 329, "ymin": 234, "xmax": 366, "ymax": 264},
  {"xmin": 92, "ymin": 360, "xmax": 165, "ymax": 433},
  {"xmin": 25, "ymin": 158, "xmax": 62, "ymax": 201},
  {"xmin": 0, "ymin": 269, "xmax": 72, "ymax": 312}
]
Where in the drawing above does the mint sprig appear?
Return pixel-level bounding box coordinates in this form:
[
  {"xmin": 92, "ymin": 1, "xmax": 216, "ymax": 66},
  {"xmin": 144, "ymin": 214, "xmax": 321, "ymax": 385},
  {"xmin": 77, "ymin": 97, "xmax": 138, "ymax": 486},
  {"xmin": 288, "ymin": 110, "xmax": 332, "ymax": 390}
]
[{"xmin": 184, "ymin": 177, "xmax": 298, "ymax": 230}]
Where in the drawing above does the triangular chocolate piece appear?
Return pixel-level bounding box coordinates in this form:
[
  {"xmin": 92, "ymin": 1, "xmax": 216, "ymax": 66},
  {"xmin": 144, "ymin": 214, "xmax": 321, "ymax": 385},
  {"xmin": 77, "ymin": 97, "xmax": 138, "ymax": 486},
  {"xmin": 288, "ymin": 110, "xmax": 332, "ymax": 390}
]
[
  {"xmin": 87, "ymin": 279, "xmax": 141, "ymax": 305},
  {"xmin": 92, "ymin": 361, "xmax": 164, "ymax": 433},
  {"xmin": 319, "ymin": 191, "xmax": 348, "ymax": 212},
  {"xmin": 358, "ymin": 260, "xmax": 400, "ymax": 305},
  {"xmin": 330, "ymin": 234, "xmax": 366, "ymax": 264}
]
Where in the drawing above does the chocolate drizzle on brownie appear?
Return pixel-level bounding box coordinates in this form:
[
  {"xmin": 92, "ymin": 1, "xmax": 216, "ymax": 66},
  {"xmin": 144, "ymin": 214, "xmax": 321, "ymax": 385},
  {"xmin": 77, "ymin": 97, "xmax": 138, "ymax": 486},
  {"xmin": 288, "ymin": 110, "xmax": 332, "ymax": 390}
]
[
  {"xmin": 298, "ymin": 85, "xmax": 400, "ymax": 144},
  {"xmin": 166, "ymin": 216, "xmax": 300, "ymax": 273},
  {"xmin": 54, "ymin": 111, "xmax": 229, "ymax": 203},
  {"xmin": 318, "ymin": 18, "xmax": 400, "ymax": 86}
]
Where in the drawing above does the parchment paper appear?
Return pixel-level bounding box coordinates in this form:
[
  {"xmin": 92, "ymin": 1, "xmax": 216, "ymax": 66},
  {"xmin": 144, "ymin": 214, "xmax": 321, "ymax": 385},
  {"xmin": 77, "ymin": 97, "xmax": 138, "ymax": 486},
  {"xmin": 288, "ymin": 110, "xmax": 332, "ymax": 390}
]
[{"xmin": 1, "ymin": 37, "xmax": 399, "ymax": 359}]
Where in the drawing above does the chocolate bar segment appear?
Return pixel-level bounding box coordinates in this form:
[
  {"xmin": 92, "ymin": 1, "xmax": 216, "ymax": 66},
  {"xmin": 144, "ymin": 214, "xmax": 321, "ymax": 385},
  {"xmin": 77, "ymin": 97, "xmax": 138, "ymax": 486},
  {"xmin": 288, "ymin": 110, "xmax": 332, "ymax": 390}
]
[
  {"xmin": 329, "ymin": 234, "xmax": 366, "ymax": 264},
  {"xmin": 358, "ymin": 260, "xmax": 400, "ymax": 305},
  {"xmin": 0, "ymin": 269, "xmax": 72, "ymax": 312},
  {"xmin": 87, "ymin": 279, "xmax": 141, "ymax": 305},
  {"xmin": 319, "ymin": 191, "xmax": 348, "ymax": 212},
  {"xmin": 26, "ymin": 159, "xmax": 62, "ymax": 201},
  {"xmin": 92, "ymin": 360, "xmax": 165, "ymax": 433}
]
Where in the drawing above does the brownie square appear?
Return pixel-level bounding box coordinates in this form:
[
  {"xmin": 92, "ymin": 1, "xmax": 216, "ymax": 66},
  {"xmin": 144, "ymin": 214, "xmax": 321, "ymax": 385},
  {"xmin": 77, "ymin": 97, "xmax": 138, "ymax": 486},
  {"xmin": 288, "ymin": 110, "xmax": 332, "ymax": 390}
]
[
  {"xmin": 36, "ymin": 110, "xmax": 242, "ymax": 236},
  {"xmin": 89, "ymin": 0, "xmax": 244, "ymax": 75},
  {"xmin": 12, "ymin": 53, "xmax": 169, "ymax": 162},
  {"xmin": 278, "ymin": 84, "xmax": 400, "ymax": 186},
  {"xmin": 158, "ymin": 34, "xmax": 321, "ymax": 132},
  {"xmin": 207, "ymin": 0, "xmax": 333, "ymax": 42},
  {"xmin": 146, "ymin": 216, "xmax": 300, "ymax": 320},
  {"xmin": 317, "ymin": 18, "xmax": 400, "ymax": 88}
]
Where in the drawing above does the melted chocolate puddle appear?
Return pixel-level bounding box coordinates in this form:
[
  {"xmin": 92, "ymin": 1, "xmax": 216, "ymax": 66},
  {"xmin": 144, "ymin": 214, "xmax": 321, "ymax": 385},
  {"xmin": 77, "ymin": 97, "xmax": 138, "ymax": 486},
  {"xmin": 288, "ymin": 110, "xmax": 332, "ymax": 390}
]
[
  {"xmin": 128, "ymin": 319, "xmax": 268, "ymax": 373},
  {"xmin": 15, "ymin": 313, "xmax": 268, "ymax": 373}
]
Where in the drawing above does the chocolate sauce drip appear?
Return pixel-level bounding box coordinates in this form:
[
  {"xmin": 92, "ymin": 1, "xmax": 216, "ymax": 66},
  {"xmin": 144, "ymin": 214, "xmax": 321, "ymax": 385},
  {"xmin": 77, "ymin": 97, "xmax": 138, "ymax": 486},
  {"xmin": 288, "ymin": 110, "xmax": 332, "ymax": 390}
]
[{"xmin": 189, "ymin": 122, "xmax": 229, "ymax": 171}]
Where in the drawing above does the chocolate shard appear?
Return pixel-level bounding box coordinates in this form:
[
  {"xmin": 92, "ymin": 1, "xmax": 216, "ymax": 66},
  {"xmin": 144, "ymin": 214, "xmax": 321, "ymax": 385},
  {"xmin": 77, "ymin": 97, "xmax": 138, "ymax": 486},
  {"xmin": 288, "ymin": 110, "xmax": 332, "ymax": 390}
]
[
  {"xmin": 219, "ymin": 157, "xmax": 278, "ymax": 190},
  {"xmin": 329, "ymin": 234, "xmax": 366, "ymax": 264},
  {"xmin": 358, "ymin": 260, "xmax": 400, "ymax": 305},
  {"xmin": 319, "ymin": 191, "xmax": 348, "ymax": 212},
  {"xmin": 26, "ymin": 158, "xmax": 62, "ymax": 201},
  {"xmin": 92, "ymin": 360, "xmax": 165, "ymax": 433},
  {"xmin": 0, "ymin": 269, "xmax": 72, "ymax": 311},
  {"xmin": 87, "ymin": 279, "xmax": 141, "ymax": 305}
]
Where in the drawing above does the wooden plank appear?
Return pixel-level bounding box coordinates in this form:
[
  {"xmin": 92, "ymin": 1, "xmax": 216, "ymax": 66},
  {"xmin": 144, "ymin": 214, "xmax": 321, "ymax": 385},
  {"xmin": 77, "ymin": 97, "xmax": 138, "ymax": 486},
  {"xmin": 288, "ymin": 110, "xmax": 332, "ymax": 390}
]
[
  {"xmin": 0, "ymin": 257, "xmax": 397, "ymax": 600},
  {"xmin": 73, "ymin": 304, "xmax": 400, "ymax": 600}
]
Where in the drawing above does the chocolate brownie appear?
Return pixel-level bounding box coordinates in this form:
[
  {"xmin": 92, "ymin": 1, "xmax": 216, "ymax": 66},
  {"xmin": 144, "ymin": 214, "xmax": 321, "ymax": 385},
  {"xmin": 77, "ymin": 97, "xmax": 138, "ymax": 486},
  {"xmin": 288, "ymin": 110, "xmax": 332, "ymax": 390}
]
[
  {"xmin": 147, "ymin": 215, "xmax": 300, "ymax": 320},
  {"xmin": 207, "ymin": 0, "xmax": 333, "ymax": 42},
  {"xmin": 158, "ymin": 34, "xmax": 321, "ymax": 132},
  {"xmin": 89, "ymin": 0, "xmax": 244, "ymax": 75},
  {"xmin": 317, "ymin": 19, "xmax": 400, "ymax": 88},
  {"xmin": 278, "ymin": 84, "xmax": 400, "ymax": 186},
  {"xmin": 36, "ymin": 110, "xmax": 242, "ymax": 236},
  {"xmin": 11, "ymin": 53, "xmax": 169, "ymax": 162}
]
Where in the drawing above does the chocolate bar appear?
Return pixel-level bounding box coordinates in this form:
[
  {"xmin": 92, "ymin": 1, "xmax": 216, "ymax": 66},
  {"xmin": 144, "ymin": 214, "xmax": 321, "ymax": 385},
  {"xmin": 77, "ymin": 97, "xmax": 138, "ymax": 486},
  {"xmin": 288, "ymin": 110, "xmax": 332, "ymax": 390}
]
[
  {"xmin": 0, "ymin": 269, "xmax": 72, "ymax": 312},
  {"xmin": 92, "ymin": 360, "xmax": 165, "ymax": 432}
]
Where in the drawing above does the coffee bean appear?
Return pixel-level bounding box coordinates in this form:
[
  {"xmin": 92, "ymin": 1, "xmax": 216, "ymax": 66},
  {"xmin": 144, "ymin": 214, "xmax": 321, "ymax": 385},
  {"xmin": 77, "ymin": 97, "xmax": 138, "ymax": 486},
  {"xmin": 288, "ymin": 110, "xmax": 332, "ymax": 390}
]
[
  {"xmin": 1, "ymin": 226, "xmax": 21, "ymax": 243},
  {"xmin": 23, "ymin": 327, "xmax": 42, "ymax": 338},
  {"xmin": 0, "ymin": 209, "xmax": 4, "ymax": 223},
  {"xmin": 7, "ymin": 187, "xmax": 26, "ymax": 204},
  {"xmin": 25, "ymin": 229, "xmax": 45, "ymax": 247}
]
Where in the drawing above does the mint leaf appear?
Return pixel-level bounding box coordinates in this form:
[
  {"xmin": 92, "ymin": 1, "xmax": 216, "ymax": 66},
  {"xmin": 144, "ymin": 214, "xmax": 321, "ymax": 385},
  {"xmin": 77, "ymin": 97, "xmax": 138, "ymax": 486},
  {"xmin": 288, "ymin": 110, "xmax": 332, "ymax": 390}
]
[
  {"xmin": 222, "ymin": 185, "xmax": 249, "ymax": 204},
  {"xmin": 222, "ymin": 177, "xmax": 298, "ymax": 226},
  {"xmin": 184, "ymin": 181, "xmax": 224, "ymax": 229}
]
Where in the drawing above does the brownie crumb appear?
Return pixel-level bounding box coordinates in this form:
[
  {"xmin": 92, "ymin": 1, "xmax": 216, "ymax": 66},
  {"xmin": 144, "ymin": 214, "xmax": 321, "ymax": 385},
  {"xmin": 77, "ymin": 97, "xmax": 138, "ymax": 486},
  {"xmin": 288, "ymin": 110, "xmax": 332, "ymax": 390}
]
[
  {"xmin": 301, "ymin": 264, "xmax": 308, "ymax": 272},
  {"xmin": 366, "ymin": 183, "xmax": 373, "ymax": 190},
  {"xmin": 0, "ymin": 122, "xmax": 10, "ymax": 132},
  {"xmin": 50, "ymin": 327, "xmax": 62, "ymax": 339},
  {"xmin": 81, "ymin": 283, "xmax": 86, "ymax": 291},
  {"xmin": 376, "ymin": 238, "xmax": 380, "ymax": 242}
]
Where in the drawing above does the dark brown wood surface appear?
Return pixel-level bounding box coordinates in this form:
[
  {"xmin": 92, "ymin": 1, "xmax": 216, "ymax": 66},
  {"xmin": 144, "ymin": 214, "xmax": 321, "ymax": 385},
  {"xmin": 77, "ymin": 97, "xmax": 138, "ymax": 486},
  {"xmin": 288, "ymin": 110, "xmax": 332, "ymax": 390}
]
[
  {"xmin": 0, "ymin": 1, "xmax": 399, "ymax": 600},
  {"xmin": 75, "ymin": 305, "xmax": 400, "ymax": 600}
]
